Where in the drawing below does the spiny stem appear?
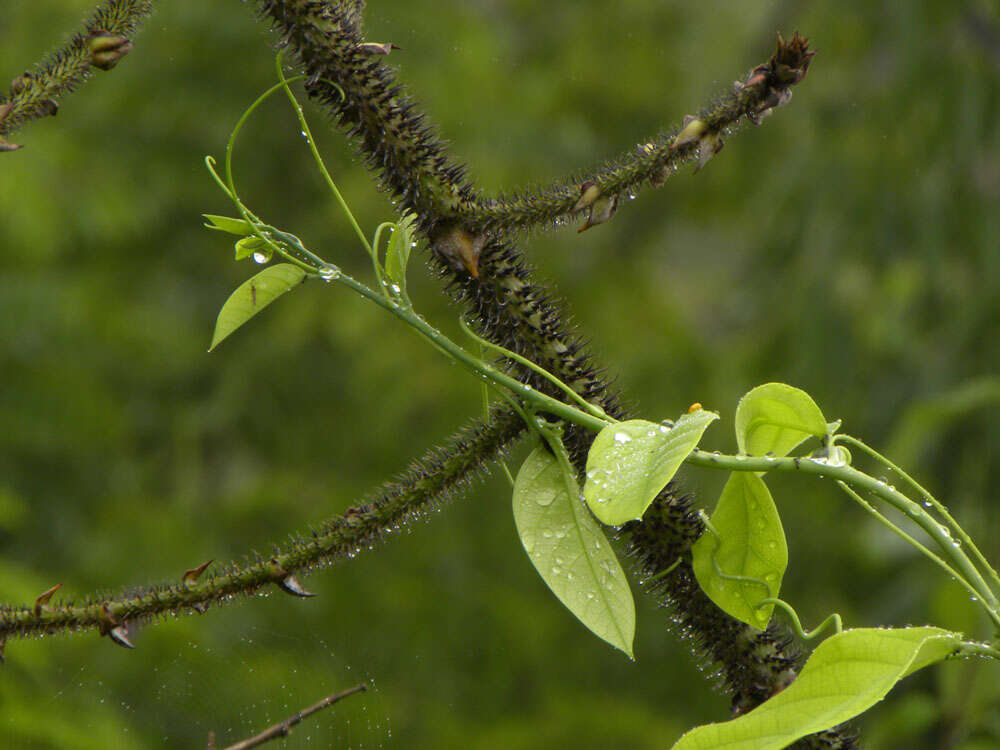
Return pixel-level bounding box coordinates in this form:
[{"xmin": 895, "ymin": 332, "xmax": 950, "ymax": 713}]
[
  {"xmin": 0, "ymin": 407, "xmax": 526, "ymax": 642},
  {"xmin": 457, "ymin": 34, "xmax": 815, "ymax": 234},
  {"xmin": 0, "ymin": 0, "xmax": 152, "ymax": 146}
]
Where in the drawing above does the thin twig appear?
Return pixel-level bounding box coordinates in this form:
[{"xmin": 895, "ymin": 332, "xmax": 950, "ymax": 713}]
[{"xmin": 218, "ymin": 684, "xmax": 367, "ymax": 750}]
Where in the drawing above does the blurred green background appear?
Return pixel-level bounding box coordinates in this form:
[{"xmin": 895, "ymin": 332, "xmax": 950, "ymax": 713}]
[{"xmin": 2, "ymin": 0, "xmax": 999, "ymax": 747}]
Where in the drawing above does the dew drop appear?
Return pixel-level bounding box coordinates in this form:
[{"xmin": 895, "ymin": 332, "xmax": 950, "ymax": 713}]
[
  {"xmin": 319, "ymin": 265, "xmax": 340, "ymax": 282},
  {"xmin": 614, "ymin": 432, "xmax": 632, "ymax": 444},
  {"xmin": 252, "ymin": 250, "xmax": 270, "ymax": 264},
  {"xmin": 535, "ymin": 493, "xmax": 555, "ymax": 507},
  {"xmin": 551, "ymin": 566, "xmax": 562, "ymax": 576}
]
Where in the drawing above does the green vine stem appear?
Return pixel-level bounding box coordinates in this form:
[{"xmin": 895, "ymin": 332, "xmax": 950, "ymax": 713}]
[
  {"xmin": 759, "ymin": 599, "xmax": 843, "ymax": 641},
  {"xmin": 0, "ymin": 0, "xmax": 152, "ymax": 149},
  {"xmin": 686, "ymin": 450, "xmax": 1000, "ymax": 631},
  {"xmin": 835, "ymin": 434, "xmax": 1000, "ymax": 595}
]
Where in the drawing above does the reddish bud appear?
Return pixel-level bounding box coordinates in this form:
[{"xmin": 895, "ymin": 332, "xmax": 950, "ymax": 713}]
[{"xmin": 89, "ymin": 32, "xmax": 133, "ymax": 71}]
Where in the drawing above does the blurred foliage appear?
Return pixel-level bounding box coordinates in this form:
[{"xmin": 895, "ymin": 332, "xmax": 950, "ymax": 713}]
[{"xmin": 1, "ymin": 0, "xmax": 999, "ymax": 747}]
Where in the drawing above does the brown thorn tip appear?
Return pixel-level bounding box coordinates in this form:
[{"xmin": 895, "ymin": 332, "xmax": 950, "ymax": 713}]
[
  {"xmin": 34, "ymin": 583, "xmax": 63, "ymax": 616},
  {"xmin": 107, "ymin": 625, "xmax": 136, "ymax": 649},
  {"xmin": 278, "ymin": 574, "xmax": 316, "ymax": 598},
  {"xmin": 183, "ymin": 559, "xmax": 214, "ymax": 585}
]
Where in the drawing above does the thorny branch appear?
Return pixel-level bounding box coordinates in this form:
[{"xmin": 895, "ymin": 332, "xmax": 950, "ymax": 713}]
[{"xmin": 2, "ymin": 3, "xmax": 845, "ymax": 747}]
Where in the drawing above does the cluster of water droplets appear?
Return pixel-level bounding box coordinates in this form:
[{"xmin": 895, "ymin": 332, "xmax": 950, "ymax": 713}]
[{"xmin": 319, "ymin": 265, "xmax": 341, "ymax": 282}]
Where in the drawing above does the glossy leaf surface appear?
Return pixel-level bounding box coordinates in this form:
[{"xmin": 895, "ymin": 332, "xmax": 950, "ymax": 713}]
[
  {"xmin": 583, "ymin": 411, "xmax": 718, "ymax": 525},
  {"xmin": 673, "ymin": 627, "xmax": 962, "ymax": 750},
  {"xmin": 691, "ymin": 472, "xmax": 786, "ymax": 628},
  {"xmin": 209, "ymin": 263, "xmax": 307, "ymax": 351},
  {"xmin": 735, "ymin": 383, "xmax": 828, "ymax": 458},
  {"xmin": 513, "ymin": 445, "xmax": 635, "ymax": 657}
]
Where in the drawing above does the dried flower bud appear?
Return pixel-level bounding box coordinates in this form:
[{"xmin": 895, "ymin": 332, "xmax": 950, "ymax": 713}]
[
  {"xmin": 89, "ymin": 32, "xmax": 133, "ymax": 71},
  {"xmin": 432, "ymin": 225, "xmax": 486, "ymax": 279}
]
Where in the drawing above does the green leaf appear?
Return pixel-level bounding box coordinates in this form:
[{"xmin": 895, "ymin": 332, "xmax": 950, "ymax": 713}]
[
  {"xmin": 209, "ymin": 263, "xmax": 307, "ymax": 351},
  {"xmin": 583, "ymin": 410, "xmax": 718, "ymax": 525},
  {"xmin": 672, "ymin": 627, "xmax": 962, "ymax": 750},
  {"xmin": 234, "ymin": 236, "xmax": 270, "ymax": 262},
  {"xmin": 203, "ymin": 214, "xmax": 254, "ymax": 236},
  {"xmin": 690, "ymin": 472, "xmax": 786, "ymax": 629},
  {"xmin": 735, "ymin": 383, "xmax": 827, "ymax": 458},
  {"xmin": 385, "ymin": 213, "xmax": 416, "ymax": 288},
  {"xmin": 513, "ymin": 444, "xmax": 635, "ymax": 657}
]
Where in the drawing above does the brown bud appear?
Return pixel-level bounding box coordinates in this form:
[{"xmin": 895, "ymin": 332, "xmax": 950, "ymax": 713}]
[
  {"xmin": 89, "ymin": 32, "xmax": 133, "ymax": 71},
  {"xmin": 10, "ymin": 72, "xmax": 32, "ymax": 96},
  {"xmin": 182, "ymin": 559, "xmax": 213, "ymax": 585},
  {"xmin": 34, "ymin": 583, "xmax": 63, "ymax": 616},
  {"xmin": 357, "ymin": 42, "xmax": 401, "ymax": 55},
  {"xmin": 277, "ymin": 574, "xmax": 316, "ymax": 598},
  {"xmin": 38, "ymin": 99, "xmax": 58, "ymax": 117},
  {"xmin": 0, "ymin": 137, "xmax": 22, "ymax": 153},
  {"xmin": 432, "ymin": 225, "xmax": 486, "ymax": 279},
  {"xmin": 192, "ymin": 602, "xmax": 209, "ymax": 614}
]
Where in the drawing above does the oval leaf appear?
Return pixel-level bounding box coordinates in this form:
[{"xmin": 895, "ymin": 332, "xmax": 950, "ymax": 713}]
[
  {"xmin": 209, "ymin": 263, "xmax": 307, "ymax": 351},
  {"xmin": 203, "ymin": 214, "xmax": 254, "ymax": 236},
  {"xmin": 672, "ymin": 627, "xmax": 963, "ymax": 750},
  {"xmin": 385, "ymin": 212, "xmax": 416, "ymax": 288},
  {"xmin": 584, "ymin": 410, "xmax": 719, "ymax": 525},
  {"xmin": 690, "ymin": 472, "xmax": 786, "ymax": 629},
  {"xmin": 513, "ymin": 445, "xmax": 635, "ymax": 657},
  {"xmin": 735, "ymin": 383, "xmax": 827, "ymax": 458}
]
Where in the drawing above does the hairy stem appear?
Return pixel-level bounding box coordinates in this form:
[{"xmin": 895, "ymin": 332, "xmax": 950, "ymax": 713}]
[
  {"xmin": 0, "ymin": 0, "xmax": 152, "ymax": 147},
  {"xmin": 254, "ymin": 3, "xmax": 842, "ymax": 744},
  {"xmin": 0, "ymin": 407, "xmax": 524, "ymax": 642}
]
